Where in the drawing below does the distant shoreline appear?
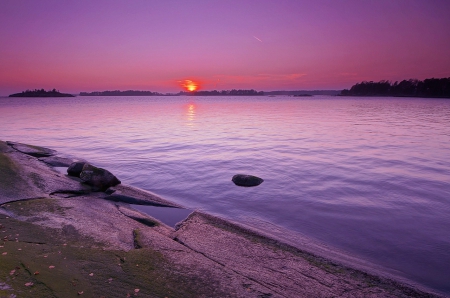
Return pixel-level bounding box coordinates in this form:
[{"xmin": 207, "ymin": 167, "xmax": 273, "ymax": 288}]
[{"xmin": 79, "ymin": 89, "xmax": 340, "ymax": 96}]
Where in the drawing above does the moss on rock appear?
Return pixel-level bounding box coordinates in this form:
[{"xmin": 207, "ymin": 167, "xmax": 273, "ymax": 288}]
[
  {"xmin": 2, "ymin": 198, "xmax": 72, "ymax": 217},
  {"xmin": 0, "ymin": 212, "xmax": 229, "ymax": 297}
]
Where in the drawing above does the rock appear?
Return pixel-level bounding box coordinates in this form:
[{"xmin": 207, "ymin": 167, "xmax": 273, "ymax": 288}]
[
  {"xmin": 79, "ymin": 163, "xmax": 121, "ymax": 191},
  {"xmin": 104, "ymin": 194, "xmax": 172, "ymax": 206},
  {"xmin": 7, "ymin": 141, "xmax": 56, "ymax": 157},
  {"xmin": 111, "ymin": 184, "xmax": 182, "ymax": 207},
  {"xmin": 232, "ymin": 174, "xmax": 264, "ymax": 187},
  {"xmin": 67, "ymin": 162, "xmax": 87, "ymax": 177},
  {"xmin": 39, "ymin": 156, "xmax": 74, "ymax": 167}
]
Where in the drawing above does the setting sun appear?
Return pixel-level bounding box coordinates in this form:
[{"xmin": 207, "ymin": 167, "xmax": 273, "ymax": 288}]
[{"xmin": 180, "ymin": 79, "xmax": 200, "ymax": 92}]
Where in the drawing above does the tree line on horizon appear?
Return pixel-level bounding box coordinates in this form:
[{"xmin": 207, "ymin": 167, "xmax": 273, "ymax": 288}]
[
  {"xmin": 79, "ymin": 89, "xmax": 264, "ymax": 96},
  {"xmin": 179, "ymin": 89, "xmax": 264, "ymax": 96},
  {"xmin": 80, "ymin": 90, "xmax": 163, "ymax": 96},
  {"xmin": 340, "ymin": 77, "xmax": 450, "ymax": 98}
]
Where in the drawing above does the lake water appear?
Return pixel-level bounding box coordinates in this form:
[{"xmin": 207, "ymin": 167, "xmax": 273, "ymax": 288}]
[{"xmin": 1, "ymin": 95, "xmax": 449, "ymax": 295}]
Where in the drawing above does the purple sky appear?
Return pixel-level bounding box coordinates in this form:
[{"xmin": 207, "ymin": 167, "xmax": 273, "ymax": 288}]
[{"xmin": 1, "ymin": 0, "xmax": 450, "ymax": 95}]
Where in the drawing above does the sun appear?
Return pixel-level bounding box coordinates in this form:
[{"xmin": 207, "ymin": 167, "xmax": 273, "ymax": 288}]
[{"xmin": 180, "ymin": 79, "xmax": 200, "ymax": 92}]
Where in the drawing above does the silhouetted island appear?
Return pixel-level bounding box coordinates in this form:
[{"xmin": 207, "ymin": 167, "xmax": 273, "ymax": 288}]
[
  {"xmin": 9, "ymin": 89, "xmax": 74, "ymax": 97},
  {"xmin": 340, "ymin": 77, "xmax": 450, "ymax": 98}
]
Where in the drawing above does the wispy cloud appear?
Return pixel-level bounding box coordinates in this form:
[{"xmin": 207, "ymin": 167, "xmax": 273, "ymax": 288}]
[{"xmin": 253, "ymin": 36, "xmax": 263, "ymax": 42}]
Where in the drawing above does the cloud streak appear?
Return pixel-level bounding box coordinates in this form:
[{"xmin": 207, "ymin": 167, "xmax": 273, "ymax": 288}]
[{"xmin": 253, "ymin": 36, "xmax": 263, "ymax": 42}]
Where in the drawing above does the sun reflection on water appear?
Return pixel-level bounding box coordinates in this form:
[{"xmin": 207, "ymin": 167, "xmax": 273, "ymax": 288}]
[{"xmin": 186, "ymin": 103, "xmax": 196, "ymax": 125}]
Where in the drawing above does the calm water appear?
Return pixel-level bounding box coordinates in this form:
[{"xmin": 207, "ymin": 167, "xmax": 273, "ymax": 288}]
[{"xmin": 1, "ymin": 96, "xmax": 450, "ymax": 294}]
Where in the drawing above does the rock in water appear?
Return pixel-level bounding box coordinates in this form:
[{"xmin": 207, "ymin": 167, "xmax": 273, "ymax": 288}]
[
  {"xmin": 79, "ymin": 163, "xmax": 121, "ymax": 191},
  {"xmin": 67, "ymin": 162, "xmax": 87, "ymax": 177},
  {"xmin": 232, "ymin": 174, "xmax": 264, "ymax": 187}
]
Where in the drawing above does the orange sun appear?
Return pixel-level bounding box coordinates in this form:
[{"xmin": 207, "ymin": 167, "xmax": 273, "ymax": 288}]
[{"xmin": 180, "ymin": 79, "xmax": 200, "ymax": 92}]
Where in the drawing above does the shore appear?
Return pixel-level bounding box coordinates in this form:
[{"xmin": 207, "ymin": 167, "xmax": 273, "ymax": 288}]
[{"xmin": 0, "ymin": 140, "xmax": 444, "ymax": 297}]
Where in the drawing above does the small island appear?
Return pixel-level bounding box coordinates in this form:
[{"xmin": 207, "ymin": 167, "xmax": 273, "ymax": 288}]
[{"xmin": 9, "ymin": 89, "xmax": 75, "ymax": 97}]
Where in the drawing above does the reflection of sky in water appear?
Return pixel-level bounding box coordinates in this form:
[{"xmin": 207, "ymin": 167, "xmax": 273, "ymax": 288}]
[{"xmin": 1, "ymin": 96, "xmax": 450, "ymax": 294}]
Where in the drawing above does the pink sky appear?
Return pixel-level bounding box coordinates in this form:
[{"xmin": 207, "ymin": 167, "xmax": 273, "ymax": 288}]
[{"xmin": 1, "ymin": 0, "xmax": 450, "ymax": 95}]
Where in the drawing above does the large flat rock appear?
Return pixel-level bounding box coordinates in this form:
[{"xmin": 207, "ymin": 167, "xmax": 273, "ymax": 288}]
[{"xmin": 0, "ymin": 141, "xmax": 90, "ymax": 204}]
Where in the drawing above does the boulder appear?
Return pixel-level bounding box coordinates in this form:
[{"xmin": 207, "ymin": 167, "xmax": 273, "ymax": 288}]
[
  {"xmin": 67, "ymin": 162, "xmax": 87, "ymax": 177},
  {"xmin": 79, "ymin": 163, "xmax": 121, "ymax": 191},
  {"xmin": 232, "ymin": 174, "xmax": 264, "ymax": 187}
]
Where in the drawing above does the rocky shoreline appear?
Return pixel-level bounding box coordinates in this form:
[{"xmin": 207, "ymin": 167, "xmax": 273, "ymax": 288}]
[{"xmin": 0, "ymin": 140, "xmax": 444, "ymax": 297}]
